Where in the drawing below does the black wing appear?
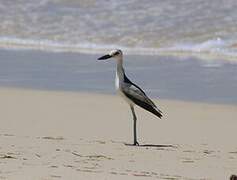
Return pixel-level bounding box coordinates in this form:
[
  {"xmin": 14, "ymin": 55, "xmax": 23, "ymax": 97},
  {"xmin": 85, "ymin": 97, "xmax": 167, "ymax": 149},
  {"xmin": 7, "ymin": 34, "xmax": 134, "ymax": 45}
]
[{"xmin": 123, "ymin": 74, "xmax": 162, "ymax": 118}]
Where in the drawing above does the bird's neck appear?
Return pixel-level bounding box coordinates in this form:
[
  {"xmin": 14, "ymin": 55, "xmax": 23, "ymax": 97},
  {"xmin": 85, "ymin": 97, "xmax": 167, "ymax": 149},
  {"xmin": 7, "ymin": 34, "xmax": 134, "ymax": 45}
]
[{"xmin": 116, "ymin": 57, "xmax": 124, "ymax": 79}]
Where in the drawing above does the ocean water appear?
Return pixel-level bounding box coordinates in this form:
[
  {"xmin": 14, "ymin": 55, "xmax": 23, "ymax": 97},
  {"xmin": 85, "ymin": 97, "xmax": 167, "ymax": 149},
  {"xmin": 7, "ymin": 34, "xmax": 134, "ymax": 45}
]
[
  {"xmin": 0, "ymin": 1, "xmax": 237, "ymax": 104},
  {"xmin": 1, "ymin": 0, "xmax": 237, "ymax": 61},
  {"xmin": 0, "ymin": 49, "xmax": 237, "ymax": 104}
]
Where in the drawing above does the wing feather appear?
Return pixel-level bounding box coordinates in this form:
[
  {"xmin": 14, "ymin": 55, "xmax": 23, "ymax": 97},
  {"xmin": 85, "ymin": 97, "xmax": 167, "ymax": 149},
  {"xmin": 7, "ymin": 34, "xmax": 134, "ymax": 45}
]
[{"xmin": 122, "ymin": 80, "xmax": 162, "ymax": 118}]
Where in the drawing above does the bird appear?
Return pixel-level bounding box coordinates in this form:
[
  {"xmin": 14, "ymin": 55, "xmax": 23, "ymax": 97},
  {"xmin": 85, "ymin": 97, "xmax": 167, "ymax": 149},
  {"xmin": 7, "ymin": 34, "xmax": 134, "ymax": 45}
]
[{"xmin": 97, "ymin": 49, "xmax": 162, "ymax": 146}]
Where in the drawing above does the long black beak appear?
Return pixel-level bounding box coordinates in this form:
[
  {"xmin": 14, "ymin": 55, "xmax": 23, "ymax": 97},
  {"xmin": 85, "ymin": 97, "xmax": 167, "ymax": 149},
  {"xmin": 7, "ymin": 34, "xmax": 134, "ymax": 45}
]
[{"xmin": 97, "ymin": 54, "xmax": 112, "ymax": 60}]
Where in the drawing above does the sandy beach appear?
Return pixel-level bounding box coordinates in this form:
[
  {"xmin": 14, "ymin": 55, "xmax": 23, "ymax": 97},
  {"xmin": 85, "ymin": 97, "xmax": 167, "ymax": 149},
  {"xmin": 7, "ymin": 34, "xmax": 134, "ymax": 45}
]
[
  {"xmin": 0, "ymin": 88, "xmax": 236, "ymax": 180},
  {"xmin": 1, "ymin": 0, "xmax": 237, "ymax": 179}
]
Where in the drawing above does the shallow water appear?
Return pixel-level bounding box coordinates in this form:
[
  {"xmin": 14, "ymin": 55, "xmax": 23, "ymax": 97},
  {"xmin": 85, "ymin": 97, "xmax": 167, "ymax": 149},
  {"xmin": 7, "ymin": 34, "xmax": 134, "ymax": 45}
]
[
  {"xmin": 0, "ymin": 49, "xmax": 237, "ymax": 104},
  {"xmin": 1, "ymin": 0, "xmax": 237, "ymax": 61}
]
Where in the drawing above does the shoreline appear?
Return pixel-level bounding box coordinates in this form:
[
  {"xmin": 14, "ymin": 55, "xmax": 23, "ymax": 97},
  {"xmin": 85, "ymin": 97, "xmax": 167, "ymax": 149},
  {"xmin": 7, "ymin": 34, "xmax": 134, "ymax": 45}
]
[
  {"xmin": 1, "ymin": 87, "xmax": 236, "ymax": 141},
  {"xmin": 0, "ymin": 48, "xmax": 237, "ymax": 105},
  {"xmin": 1, "ymin": 85, "xmax": 237, "ymax": 107}
]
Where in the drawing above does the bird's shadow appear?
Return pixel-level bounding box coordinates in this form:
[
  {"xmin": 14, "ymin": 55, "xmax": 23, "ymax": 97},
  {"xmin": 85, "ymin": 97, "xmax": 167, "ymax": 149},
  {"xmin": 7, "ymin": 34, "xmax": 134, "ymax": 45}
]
[{"xmin": 124, "ymin": 143, "xmax": 177, "ymax": 148}]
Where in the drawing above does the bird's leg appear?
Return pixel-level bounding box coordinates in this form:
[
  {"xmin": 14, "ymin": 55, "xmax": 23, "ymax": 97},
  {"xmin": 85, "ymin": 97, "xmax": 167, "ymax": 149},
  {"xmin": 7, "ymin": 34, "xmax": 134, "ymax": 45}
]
[{"xmin": 130, "ymin": 105, "xmax": 139, "ymax": 146}]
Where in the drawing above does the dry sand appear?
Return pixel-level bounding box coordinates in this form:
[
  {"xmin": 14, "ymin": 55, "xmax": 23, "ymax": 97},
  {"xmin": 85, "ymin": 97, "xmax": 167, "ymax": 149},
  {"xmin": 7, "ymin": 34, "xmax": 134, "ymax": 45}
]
[{"xmin": 0, "ymin": 88, "xmax": 236, "ymax": 180}]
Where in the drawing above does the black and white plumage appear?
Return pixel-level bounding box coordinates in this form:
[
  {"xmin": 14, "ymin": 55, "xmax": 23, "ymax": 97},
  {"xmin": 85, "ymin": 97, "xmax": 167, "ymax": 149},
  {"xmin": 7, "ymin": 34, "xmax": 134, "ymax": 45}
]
[{"xmin": 98, "ymin": 49, "xmax": 162, "ymax": 145}]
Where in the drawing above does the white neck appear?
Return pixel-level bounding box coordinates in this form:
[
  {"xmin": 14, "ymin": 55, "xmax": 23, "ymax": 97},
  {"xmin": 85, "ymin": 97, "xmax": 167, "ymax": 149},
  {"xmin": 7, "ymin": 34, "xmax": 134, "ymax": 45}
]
[
  {"xmin": 115, "ymin": 56, "xmax": 125, "ymax": 90},
  {"xmin": 116, "ymin": 56, "xmax": 124, "ymax": 78}
]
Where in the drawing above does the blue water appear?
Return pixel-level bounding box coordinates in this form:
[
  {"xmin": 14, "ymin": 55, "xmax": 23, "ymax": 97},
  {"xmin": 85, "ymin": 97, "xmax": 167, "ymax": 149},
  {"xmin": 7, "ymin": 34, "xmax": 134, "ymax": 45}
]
[
  {"xmin": 0, "ymin": 49, "xmax": 237, "ymax": 104},
  {"xmin": 0, "ymin": 1, "xmax": 237, "ymax": 104}
]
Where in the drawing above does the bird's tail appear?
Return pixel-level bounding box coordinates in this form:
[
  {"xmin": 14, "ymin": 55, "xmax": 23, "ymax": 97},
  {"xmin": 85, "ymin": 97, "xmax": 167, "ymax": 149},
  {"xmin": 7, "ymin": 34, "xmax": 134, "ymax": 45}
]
[
  {"xmin": 153, "ymin": 107, "xmax": 162, "ymax": 118},
  {"xmin": 144, "ymin": 105, "xmax": 162, "ymax": 118}
]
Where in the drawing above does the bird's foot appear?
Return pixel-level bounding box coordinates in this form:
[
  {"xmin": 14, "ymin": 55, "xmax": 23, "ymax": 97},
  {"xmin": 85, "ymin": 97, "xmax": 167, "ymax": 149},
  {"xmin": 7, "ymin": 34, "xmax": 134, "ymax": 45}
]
[{"xmin": 133, "ymin": 141, "xmax": 139, "ymax": 146}]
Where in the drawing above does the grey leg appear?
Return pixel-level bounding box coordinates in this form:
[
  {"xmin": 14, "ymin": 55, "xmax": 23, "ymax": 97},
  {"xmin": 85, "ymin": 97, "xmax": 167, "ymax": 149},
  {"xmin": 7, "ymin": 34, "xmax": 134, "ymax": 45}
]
[{"xmin": 130, "ymin": 105, "xmax": 139, "ymax": 146}]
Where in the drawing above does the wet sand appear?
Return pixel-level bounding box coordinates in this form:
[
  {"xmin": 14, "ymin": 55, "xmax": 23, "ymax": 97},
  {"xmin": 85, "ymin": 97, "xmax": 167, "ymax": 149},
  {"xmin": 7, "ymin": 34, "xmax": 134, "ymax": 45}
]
[{"xmin": 0, "ymin": 88, "xmax": 236, "ymax": 179}]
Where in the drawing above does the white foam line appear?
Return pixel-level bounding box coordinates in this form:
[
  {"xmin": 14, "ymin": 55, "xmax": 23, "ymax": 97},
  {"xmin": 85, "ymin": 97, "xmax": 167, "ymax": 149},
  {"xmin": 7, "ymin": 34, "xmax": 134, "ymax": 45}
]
[{"xmin": 0, "ymin": 36, "xmax": 237, "ymax": 63}]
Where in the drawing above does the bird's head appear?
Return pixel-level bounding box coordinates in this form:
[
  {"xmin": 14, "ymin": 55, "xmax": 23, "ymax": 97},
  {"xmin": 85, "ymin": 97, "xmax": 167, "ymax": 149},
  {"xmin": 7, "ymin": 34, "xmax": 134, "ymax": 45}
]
[{"xmin": 97, "ymin": 49, "xmax": 123, "ymax": 60}]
